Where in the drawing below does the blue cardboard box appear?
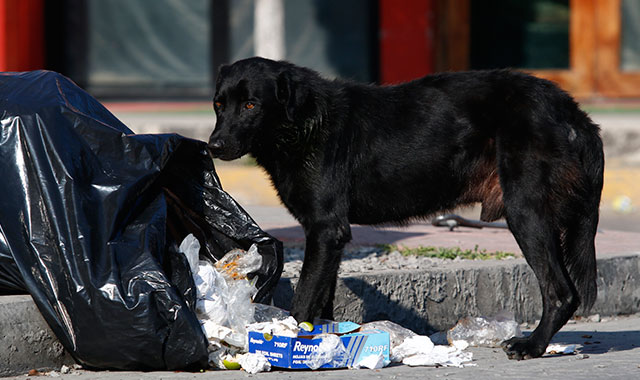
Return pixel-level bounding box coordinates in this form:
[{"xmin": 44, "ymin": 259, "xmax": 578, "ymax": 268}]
[{"xmin": 248, "ymin": 321, "xmax": 390, "ymax": 369}]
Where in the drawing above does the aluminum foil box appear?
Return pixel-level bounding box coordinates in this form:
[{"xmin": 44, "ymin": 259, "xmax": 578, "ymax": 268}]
[{"xmin": 248, "ymin": 321, "xmax": 390, "ymax": 369}]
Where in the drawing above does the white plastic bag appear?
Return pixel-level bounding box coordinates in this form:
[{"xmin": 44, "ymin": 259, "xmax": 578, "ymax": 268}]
[{"xmin": 179, "ymin": 233, "xmax": 200, "ymax": 276}]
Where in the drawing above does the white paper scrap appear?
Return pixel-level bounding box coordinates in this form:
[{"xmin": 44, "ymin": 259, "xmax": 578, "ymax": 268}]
[
  {"xmin": 392, "ymin": 335, "xmax": 435, "ymax": 362},
  {"xmin": 546, "ymin": 344, "xmax": 579, "ymax": 355},
  {"xmin": 238, "ymin": 352, "xmax": 271, "ymax": 374},
  {"xmin": 353, "ymin": 353, "xmax": 386, "ymax": 369},
  {"xmin": 403, "ymin": 345, "xmax": 473, "ymax": 368},
  {"xmin": 246, "ymin": 316, "xmax": 300, "ymax": 337}
]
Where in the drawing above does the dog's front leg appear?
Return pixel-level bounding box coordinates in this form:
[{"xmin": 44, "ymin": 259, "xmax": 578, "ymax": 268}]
[{"xmin": 290, "ymin": 220, "xmax": 351, "ymax": 323}]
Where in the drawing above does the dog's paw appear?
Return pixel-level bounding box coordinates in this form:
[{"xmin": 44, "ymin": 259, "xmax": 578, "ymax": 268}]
[{"xmin": 501, "ymin": 336, "xmax": 546, "ymax": 360}]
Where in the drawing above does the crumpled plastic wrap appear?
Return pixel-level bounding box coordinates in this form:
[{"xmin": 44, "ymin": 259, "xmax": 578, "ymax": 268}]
[
  {"xmin": 253, "ymin": 303, "xmax": 292, "ymax": 323},
  {"xmin": 180, "ymin": 234, "xmax": 262, "ymax": 350},
  {"xmin": 216, "ymin": 245, "xmax": 263, "ymax": 280},
  {"xmin": 360, "ymin": 320, "xmax": 418, "ymax": 361},
  {"xmin": 180, "ymin": 234, "xmax": 298, "ymax": 373},
  {"xmin": 0, "ymin": 71, "xmax": 283, "ymax": 371},
  {"xmin": 304, "ymin": 334, "xmax": 349, "ymax": 370},
  {"xmin": 447, "ymin": 315, "xmax": 522, "ymax": 347}
]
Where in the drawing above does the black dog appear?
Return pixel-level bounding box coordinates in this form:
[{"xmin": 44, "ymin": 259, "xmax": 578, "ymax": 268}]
[{"xmin": 208, "ymin": 57, "xmax": 604, "ymax": 360}]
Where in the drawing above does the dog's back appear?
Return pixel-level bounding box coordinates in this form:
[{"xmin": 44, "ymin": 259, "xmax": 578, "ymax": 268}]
[{"xmin": 330, "ymin": 71, "xmax": 602, "ymax": 227}]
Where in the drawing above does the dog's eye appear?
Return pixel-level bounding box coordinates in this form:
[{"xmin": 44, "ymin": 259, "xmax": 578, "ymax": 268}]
[
  {"xmin": 214, "ymin": 101, "xmax": 222, "ymax": 109},
  {"xmin": 245, "ymin": 102, "xmax": 255, "ymax": 110}
]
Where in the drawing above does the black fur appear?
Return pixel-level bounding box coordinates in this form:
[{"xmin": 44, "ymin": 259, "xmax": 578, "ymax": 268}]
[{"xmin": 208, "ymin": 57, "xmax": 604, "ymax": 360}]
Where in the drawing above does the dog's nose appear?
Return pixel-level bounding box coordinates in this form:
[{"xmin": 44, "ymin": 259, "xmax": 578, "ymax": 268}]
[
  {"xmin": 208, "ymin": 139, "xmax": 225, "ymax": 157},
  {"xmin": 208, "ymin": 140, "xmax": 224, "ymax": 151}
]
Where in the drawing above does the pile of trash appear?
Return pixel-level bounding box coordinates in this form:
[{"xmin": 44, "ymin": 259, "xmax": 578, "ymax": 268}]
[
  {"xmin": 0, "ymin": 71, "xmax": 284, "ymax": 371},
  {"xmin": 360, "ymin": 320, "xmax": 473, "ymax": 368},
  {"xmin": 179, "ymin": 234, "xmax": 532, "ymax": 374},
  {"xmin": 179, "ymin": 234, "xmax": 276, "ymax": 374}
]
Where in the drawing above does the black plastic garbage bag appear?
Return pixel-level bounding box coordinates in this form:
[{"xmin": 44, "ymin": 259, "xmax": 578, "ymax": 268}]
[{"xmin": 0, "ymin": 71, "xmax": 283, "ymax": 370}]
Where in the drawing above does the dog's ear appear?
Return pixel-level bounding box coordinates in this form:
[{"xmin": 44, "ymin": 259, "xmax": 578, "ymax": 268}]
[{"xmin": 276, "ymin": 71, "xmax": 297, "ymax": 122}]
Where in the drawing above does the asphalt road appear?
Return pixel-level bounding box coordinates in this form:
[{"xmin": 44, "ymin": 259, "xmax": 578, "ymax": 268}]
[{"xmin": 4, "ymin": 314, "xmax": 639, "ymax": 379}]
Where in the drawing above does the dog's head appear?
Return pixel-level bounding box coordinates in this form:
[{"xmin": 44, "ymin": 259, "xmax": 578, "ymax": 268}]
[{"xmin": 208, "ymin": 57, "xmax": 307, "ymax": 161}]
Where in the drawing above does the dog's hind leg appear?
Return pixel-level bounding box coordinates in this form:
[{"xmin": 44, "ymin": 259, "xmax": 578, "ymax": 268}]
[
  {"xmin": 290, "ymin": 219, "xmax": 351, "ymax": 322},
  {"xmin": 500, "ymin": 198, "xmax": 579, "ymax": 359},
  {"xmin": 496, "ymin": 146, "xmax": 587, "ymax": 359},
  {"xmin": 557, "ymin": 137, "xmax": 603, "ymax": 314}
]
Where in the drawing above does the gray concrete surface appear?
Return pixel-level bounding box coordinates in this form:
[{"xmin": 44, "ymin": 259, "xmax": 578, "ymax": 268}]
[
  {"xmin": 117, "ymin": 112, "xmax": 214, "ymax": 143},
  {"xmin": 0, "ymin": 296, "xmax": 74, "ymax": 377},
  {"xmin": 593, "ymin": 113, "xmax": 640, "ymax": 165},
  {"xmin": 2, "ymin": 314, "xmax": 640, "ymax": 379}
]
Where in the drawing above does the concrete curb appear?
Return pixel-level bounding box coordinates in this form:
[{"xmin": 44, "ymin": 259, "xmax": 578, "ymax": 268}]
[
  {"xmin": 273, "ymin": 251, "xmax": 640, "ymax": 334},
  {"xmin": 1, "ymin": 251, "xmax": 639, "ymax": 377},
  {"xmin": 0, "ymin": 296, "xmax": 74, "ymax": 377}
]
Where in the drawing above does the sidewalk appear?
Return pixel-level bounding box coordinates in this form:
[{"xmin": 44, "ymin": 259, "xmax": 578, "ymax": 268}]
[{"xmin": 1, "ymin": 104, "xmax": 639, "ymax": 377}]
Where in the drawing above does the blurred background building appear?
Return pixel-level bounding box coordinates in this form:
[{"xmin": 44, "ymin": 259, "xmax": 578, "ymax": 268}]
[{"xmin": 1, "ymin": 0, "xmax": 640, "ymax": 99}]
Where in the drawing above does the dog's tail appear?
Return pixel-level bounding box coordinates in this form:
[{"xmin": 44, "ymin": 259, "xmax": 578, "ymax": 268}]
[{"xmin": 561, "ymin": 118, "xmax": 604, "ymax": 313}]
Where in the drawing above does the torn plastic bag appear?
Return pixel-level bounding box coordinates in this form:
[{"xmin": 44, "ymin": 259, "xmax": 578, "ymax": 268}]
[{"xmin": 0, "ymin": 71, "xmax": 283, "ymax": 370}]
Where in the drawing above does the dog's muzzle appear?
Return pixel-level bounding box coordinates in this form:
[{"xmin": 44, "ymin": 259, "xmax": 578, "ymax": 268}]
[{"xmin": 207, "ymin": 139, "xmax": 225, "ymax": 158}]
